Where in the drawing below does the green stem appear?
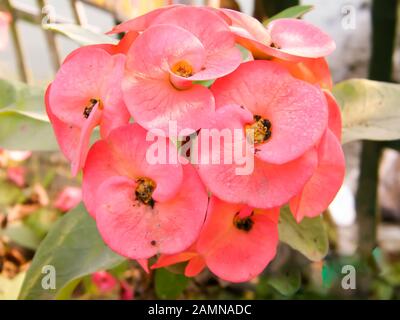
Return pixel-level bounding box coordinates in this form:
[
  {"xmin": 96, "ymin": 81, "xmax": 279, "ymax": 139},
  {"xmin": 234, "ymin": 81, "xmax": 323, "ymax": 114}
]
[{"xmin": 356, "ymin": 0, "xmax": 398, "ymax": 296}]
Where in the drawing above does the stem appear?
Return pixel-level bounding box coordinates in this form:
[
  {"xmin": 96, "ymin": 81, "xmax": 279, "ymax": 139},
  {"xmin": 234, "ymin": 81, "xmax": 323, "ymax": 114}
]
[{"xmin": 356, "ymin": 0, "xmax": 398, "ymax": 296}]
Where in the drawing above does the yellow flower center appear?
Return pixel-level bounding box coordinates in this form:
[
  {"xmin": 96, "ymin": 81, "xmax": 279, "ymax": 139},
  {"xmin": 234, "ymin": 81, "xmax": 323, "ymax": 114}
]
[
  {"xmin": 245, "ymin": 115, "xmax": 272, "ymax": 145},
  {"xmin": 135, "ymin": 177, "xmax": 156, "ymax": 207},
  {"xmin": 171, "ymin": 60, "xmax": 194, "ymax": 78}
]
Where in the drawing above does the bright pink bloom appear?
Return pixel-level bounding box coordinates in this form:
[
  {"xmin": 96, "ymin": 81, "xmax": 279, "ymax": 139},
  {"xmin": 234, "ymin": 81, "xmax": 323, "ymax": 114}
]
[
  {"xmin": 82, "ymin": 124, "xmax": 208, "ymax": 260},
  {"xmin": 7, "ymin": 166, "xmax": 26, "ymax": 187},
  {"xmin": 92, "ymin": 271, "xmax": 118, "ymax": 293},
  {"xmin": 0, "ymin": 11, "xmax": 11, "ymax": 51},
  {"xmin": 196, "ymin": 60, "xmax": 328, "ymax": 208},
  {"xmin": 122, "ymin": 6, "xmax": 242, "ymax": 134},
  {"xmin": 153, "ymin": 197, "xmax": 280, "ymax": 283},
  {"xmin": 221, "ymin": 9, "xmax": 335, "ymax": 61},
  {"xmin": 119, "ymin": 280, "xmax": 134, "ymax": 300},
  {"xmin": 54, "ymin": 186, "xmax": 82, "ymax": 212},
  {"xmin": 46, "ymin": 47, "xmax": 129, "ymax": 175},
  {"xmin": 289, "ymin": 130, "xmax": 345, "ymax": 222}
]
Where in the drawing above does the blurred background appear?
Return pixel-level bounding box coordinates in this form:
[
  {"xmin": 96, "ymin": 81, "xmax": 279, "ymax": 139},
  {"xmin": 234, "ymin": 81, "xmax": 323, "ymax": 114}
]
[{"xmin": 0, "ymin": 0, "xmax": 399, "ymax": 300}]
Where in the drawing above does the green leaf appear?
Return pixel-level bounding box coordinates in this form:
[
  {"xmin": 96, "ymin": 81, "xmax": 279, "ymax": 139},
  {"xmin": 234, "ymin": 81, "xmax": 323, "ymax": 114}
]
[
  {"xmin": 43, "ymin": 23, "xmax": 118, "ymax": 46},
  {"xmin": 18, "ymin": 204, "xmax": 125, "ymax": 300},
  {"xmin": 267, "ymin": 269, "xmax": 301, "ymax": 296},
  {"xmin": 0, "ymin": 180, "xmax": 22, "ymax": 207},
  {"xmin": 1, "ymin": 222, "xmax": 41, "ymax": 250},
  {"xmin": 278, "ymin": 207, "xmax": 329, "ymax": 261},
  {"xmin": 265, "ymin": 5, "xmax": 314, "ymax": 24},
  {"xmin": 333, "ymin": 79, "xmax": 400, "ymax": 144},
  {"xmin": 0, "ymin": 109, "xmax": 58, "ymax": 151},
  {"xmin": 0, "ymin": 78, "xmax": 45, "ymax": 113},
  {"xmin": 155, "ymin": 268, "xmax": 189, "ymax": 299},
  {"xmin": 0, "ymin": 78, "xmax": 58, "ymax": 151}
]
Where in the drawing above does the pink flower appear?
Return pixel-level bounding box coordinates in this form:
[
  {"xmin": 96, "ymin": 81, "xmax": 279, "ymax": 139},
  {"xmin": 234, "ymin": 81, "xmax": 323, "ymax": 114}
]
[
  {"xmin": 119, "ymin": 6, "xmax": 242, "ymax": 134},
  {"xmin": 54, "ymin": 186, "xmax": 82, "ymax": 212},
  {"xmin": 82, "ymin": 124, "xmax": 208, "ymax": 259},
  {"xmin": 197, "ymin": 60, "xmax": 328, "ymax": 208},
  {"xmin": 7, "ymin": 166, "xmax": 26, "ymax": 187},
  {"xmin": 46, "ymin": 46, "xmax": 130, "ymax": 176},
  {"xmin": 92, "ymin": 271, "xmax": 118, "ymax": 293},
  {"xmin": 221, "ymin": 9, "xmax": 335, "ymax": 61},
  {"xmin": 119, "ymin": 280, "xmax": 134, "ymax": 300},
  {"xmin": 152, "ymin": 197, "xmax": 280, "ymax": 283},
  {"xmin": 0, "ymin": 11, "xmax": 11, "ymax": 51}
]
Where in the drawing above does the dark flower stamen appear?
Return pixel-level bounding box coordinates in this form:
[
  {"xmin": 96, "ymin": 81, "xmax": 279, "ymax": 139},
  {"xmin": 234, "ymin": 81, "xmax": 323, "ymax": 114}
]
[
  {"xmin": 135, "ymin": 177, "xmax": 156, "ymax": 208},
  {"xmin": 245, "ymin": 115, "xmax": 272, "ymax": 145},
  {"xmin": 83, "ymin": 98, "xmax": 99, "ymax": 119},
  {"xmin": 233, "ymin": 213, "xmax": 254, "ymax": 232}
]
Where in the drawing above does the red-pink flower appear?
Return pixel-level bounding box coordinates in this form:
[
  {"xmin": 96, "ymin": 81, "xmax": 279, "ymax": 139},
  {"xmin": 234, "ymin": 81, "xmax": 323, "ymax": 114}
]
[
  {"xmin": 197, "ymin": 60, "xmax": 328, "ymax": 208},
  {"xmin": 46, "ymin": 46, "xmax": 129, "ymax": 175},
  {"xmin": 92, "ymin": 271, "xmax": 118, "ymax": 293},
  {"xmin": 82, "ymin": 124, "xmax": 208, "ymax": 259},
  {"xmin": 221, "ymin": 9, "xmax": 335, "ymax": 61},
  {"xmin": 152, "ymin": 197, "xmax": 280, "ymax": 283},
  {"xmin": 7, "ymin": 166, "xmax": 26, "ymax": 187},
  {"xmin": 54, "ymin": 186, "xmax": 82, "ymax": 212},
  {"xmin": 119, "ymin": 6, "xmax": 242, "ymax": 134}
]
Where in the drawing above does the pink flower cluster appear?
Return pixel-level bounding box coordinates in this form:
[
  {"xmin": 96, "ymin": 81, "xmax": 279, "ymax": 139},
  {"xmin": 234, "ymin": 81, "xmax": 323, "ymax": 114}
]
[{"xmin": 46, "ymin": 5, "xmax": 345, "ymax": 283}]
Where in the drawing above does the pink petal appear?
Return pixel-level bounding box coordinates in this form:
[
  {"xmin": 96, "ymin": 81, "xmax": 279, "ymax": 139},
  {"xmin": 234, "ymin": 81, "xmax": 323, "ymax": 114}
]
[
  {"xmin": 71, "ymin": 102, "xmax": 102, "ymax": 177},
  {"xmin": 324, "ymin": 90, "xmax": 342, "ymax": 141},
  {"xmin": 211, "ymin": 61, "xmax": 328, "ymax": 164},
  {"xmin": 94, "ymin": 164, "xmax": 208, "ymax": 259},
  {"xmin": 220, "ymin": 9, "xmax": 270, "ymax": 44},
  {"xmin": 45, "ymin": 84, "xmax": 81, "ymax": 165},
  {"xmin": 63, "ymin": 32, "xmax": 138, "ymax": 64},
  {"xmin": 289, "ymin": 130, "xmax": 345, "ymax": 222},
  {"xmin": 99, "ymin": 54, "xmax": 130, "ymax": 138},
  {"xmin": 186, "ymin": 46, "xmax": 243, "ymax": 81},
  {"xmin": 136, "ymin": 259, "xmax": 149, "ymax": 274},
  {"xmin": 266, "ymin": 18, "xmax": 336, "ymax": 59},
  {"xmin": 185, "ymin": 256, "xmax": 206, "ymax": 277},
  {"xmin": 108, "ymin": 4, "xmax": 182, "ymax": 34},
  {"xmin": 54, "ymin": 186, "xmax": 82, "ymax": 212},
  {"xmin": 0, "ymin": 11, "xmax": 11, "ymax": 51},
  {"xmin": 92, "ymin": 271, "xmax": 118, "ymax": 293},
  {"xmin": 151, "ymin": 251, "xmax": 198, "ymax": 270},
  {"xmin": 274, "ymin": 57, "xmax": 333, "ymax": 90},
  {"xmin": 226, "ymin": 15, "xmax": 335, "ymax": 61},
  {"xmin": 83, "ymin": 124, "xmax": 183, "ymax": 216},
  {"xmin": 7, "ymin": 167, "xmax": 26, "ymax": 187},
  {"xmin": 151, "ymin": 7, "xmax": 234, "ymax": 53},
  {"xmin": 196, "ymin": 197, "xmax": 279, "ymax": 283}
]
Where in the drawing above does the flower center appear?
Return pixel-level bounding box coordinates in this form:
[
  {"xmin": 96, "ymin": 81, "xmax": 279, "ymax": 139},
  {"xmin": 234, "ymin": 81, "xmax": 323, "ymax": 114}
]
[
  {"xmin": 135, "ymin": 177, "xmax": 156, "ymax": 208},
  {"xmin": 83, "ymin": 98, "xmax": 100, "ymax": 119},
  {"xmin": 233, "ymin": 213, "xmax": 254, "ymax": 232},
  {"xmin": 245, "ymin": 115, "xmax": 272, "ymax": 145},
  {"xmin": 171, "ymin": 60, "xmax": 194, "ymax": 78}
]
